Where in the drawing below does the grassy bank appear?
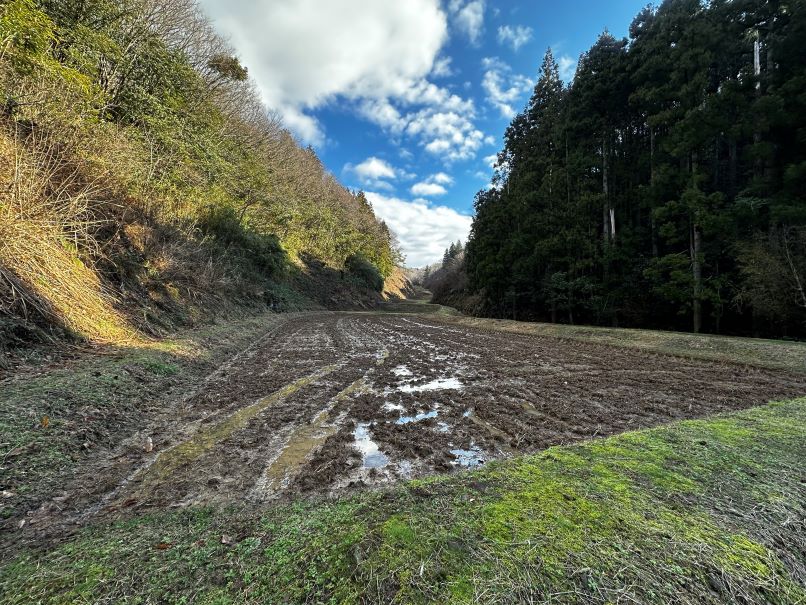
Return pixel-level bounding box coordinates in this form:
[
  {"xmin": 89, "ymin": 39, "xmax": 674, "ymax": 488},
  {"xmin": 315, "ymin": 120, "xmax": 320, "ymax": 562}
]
[{"xmin": 2, "ymin": 398, "xmax": 804, "ymax": 604}]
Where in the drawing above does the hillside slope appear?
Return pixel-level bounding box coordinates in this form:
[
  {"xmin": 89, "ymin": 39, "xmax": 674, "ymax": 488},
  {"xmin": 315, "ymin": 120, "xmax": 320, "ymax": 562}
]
[{"xmin": 0, "ymin": 0, "xmax": 405, "ymax": 353}]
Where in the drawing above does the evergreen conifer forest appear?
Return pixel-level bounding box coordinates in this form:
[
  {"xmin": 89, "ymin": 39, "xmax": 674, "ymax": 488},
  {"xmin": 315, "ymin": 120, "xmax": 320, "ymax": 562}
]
[{"xmin": 458, "ymin": 1, "xmax": 806, "ymax": 337}]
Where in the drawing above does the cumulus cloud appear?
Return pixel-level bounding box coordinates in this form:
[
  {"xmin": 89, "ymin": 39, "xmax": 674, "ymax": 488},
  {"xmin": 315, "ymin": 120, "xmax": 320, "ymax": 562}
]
[
  {"xmin": 497, "ymin": 25, "xmax": 533, "ymax": 51},
  {"xmin": 411, "ymin": 182, "xmax": 447, "ymax": 196},
  {"xmin": 448, "ymin": 0, "xmax": 485, "ymax": 44},
  {"xmin": 481, "ymin": 57, "xmax": 533, "ymax": 118},
  {"xmin": 343, "ymin": 156, "xmax": 400, "ymax": 190},
  {"xmin": 350, "ymin": 157, "xmax": 396, "ymax": 181},
  {"xmin": 558, "ymin": 53, "xmax": 578, "ymax": 81},
  {"xmin": 483, "ymin": 154, "xmax": 498, "ymax": 168},
  {"xmin": 358, "ymin": 86, "xmax": 486, "ymax": 163},
  {"xmin": 431, "ymin": 56, "xmax": 454, "ymax": 78},
  {"xmin": 410, "ymin": 172, "xmax": 455, "ymax": 196},
  {"xmin": 199, "ymin": 0, "xmax": 451, "ymax": 144},
  {"xmin": 366, "ymin": 192, "xmax": 472, "ymax": 267},
  {"xmin": 198, "ymin": 0, "xmax": 490, "ymax": 160}
]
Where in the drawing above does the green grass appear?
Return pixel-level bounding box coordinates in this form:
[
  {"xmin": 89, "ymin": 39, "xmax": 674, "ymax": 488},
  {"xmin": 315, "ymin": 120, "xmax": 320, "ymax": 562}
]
[{"xmin": 3, "ymin": 399, "xmax": 804, "ymax": 604}]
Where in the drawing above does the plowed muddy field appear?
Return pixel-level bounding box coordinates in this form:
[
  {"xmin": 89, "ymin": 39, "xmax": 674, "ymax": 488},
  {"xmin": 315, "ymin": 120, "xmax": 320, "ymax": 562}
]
[
  {"xmin": 10, "ymin": 308, "xmax": 802, "ymax": 550},
  {"xmin": 25, "ymin": 309, "xmax": 801, "ymax": 527}
]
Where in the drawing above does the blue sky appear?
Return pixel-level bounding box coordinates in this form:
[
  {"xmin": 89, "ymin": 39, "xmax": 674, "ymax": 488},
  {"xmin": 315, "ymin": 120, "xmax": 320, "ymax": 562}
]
[{"xmin": 198, "ymin": 0, "xmax": 649, "ymax": 266}]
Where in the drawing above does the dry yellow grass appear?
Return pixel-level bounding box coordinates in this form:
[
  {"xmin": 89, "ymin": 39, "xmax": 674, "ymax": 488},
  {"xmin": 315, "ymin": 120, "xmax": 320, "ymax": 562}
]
[
  {"xmin": 0, "ymin": 130, "xmax": 138, "ymax": 343},
  {"xmin": 382, "ymin": 267, "xmax": 415, "ymax": 300}
]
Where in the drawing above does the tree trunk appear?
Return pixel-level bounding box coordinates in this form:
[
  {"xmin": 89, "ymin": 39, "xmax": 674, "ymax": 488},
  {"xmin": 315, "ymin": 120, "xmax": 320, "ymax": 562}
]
[
  {"xmin": 691, "ymin": 223, "xmax": 703, "ymax": 333},
  {"xmin": 650, "ymin": 126, "xmax": 658, "ymax": 256},
  {"xmin": 609, "ymin": 208, "xmax": 616, "ymax": 241},
  {"xmin": 728, "ymin": 139, "xmax": 738, "ymax": 195},
  {"xmin": 753, "ymin": 34, "xmax": 763, "ymax": 181},
  {"xmin": 602, "ymin": 134, "xmax": 609, "ymax": 244},
  {"xmin": 565, "ymin": 131, "xmax": 571, "ymax": 206}
]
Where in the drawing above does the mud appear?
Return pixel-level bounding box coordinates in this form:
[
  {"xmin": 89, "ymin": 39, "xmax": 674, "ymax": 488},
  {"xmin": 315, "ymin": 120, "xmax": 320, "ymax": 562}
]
[{"xmin": 18, "ymin": 311, "xmax": 806, "ymax": 533}]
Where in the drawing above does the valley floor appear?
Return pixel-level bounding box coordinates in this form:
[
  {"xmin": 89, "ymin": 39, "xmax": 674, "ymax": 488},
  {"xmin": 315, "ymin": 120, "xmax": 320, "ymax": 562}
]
[{"xmin": 1, "ymin": 302, "xmax": 805, "ymax": 603}]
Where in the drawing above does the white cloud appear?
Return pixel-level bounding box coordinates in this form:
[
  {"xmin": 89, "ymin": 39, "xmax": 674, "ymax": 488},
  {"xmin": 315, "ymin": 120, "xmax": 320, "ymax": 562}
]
[
  {"xmin": 431, "ymin": 56, "xmax": 454, "ymax": 78},
  {"xmin": 481, "ymin": 57, "xmax": 533, "ymax": 118},
  {"xmin": 351, "ymin": 157, "xmax": 396, "ymax": 181},
  {"xmin": 411, "ymin": 182, "xmax": 448, "ymax": 196},
  {"xmin": 411, "ymin": 172, "xmax": 453, "ymax": 196},
  {"xmin": 199, "ymin": 0, "xmax": 450, "ymax": 144},
  {"xmin": 448, "ymin": 0, "xmax": 485, "ymax": 44},
  {"xmin": 366, "ymin": 192, "xmax": 472, "ymax": 267},
  {"xmin": 406, "ymin": 109, "xmax": 486, "ymax": 162},
  {"xmin": 497, "ymin": 25, "xmax": 533, "ymax": 51},
  {"xmin": 343, "ymin": 156, "xmax": 402, "ymax": 190},
  {"xmin": 358, "ymin": 87, "xmax": 486, "ymax": 163},
  {"xmin": 483, "ymin": 154, "xmax": 498, "ymax": 168},
  {"xmin": 558, "ymin": 54, "xmax": 578, "ymax": 81},
  {"xmin": 279, "ymin": 106, "xmax": 326, "ymax": 147}
]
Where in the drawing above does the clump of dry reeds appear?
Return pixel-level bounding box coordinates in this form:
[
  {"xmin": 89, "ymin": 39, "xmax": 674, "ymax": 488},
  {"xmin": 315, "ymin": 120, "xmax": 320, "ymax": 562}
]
[{"xmin": 0, "ymin": 126, "xmax": 137, "ymax": 343}]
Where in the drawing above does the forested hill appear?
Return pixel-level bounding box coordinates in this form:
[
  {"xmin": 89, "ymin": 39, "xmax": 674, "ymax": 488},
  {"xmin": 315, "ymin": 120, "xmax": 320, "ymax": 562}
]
[
  {"xmin": 0, "ymin": 0, "xmax": 402, "ymax": 348},
  {"xmin": 460, "ymin": 0, "xmax": 806, "ymax": 338}
]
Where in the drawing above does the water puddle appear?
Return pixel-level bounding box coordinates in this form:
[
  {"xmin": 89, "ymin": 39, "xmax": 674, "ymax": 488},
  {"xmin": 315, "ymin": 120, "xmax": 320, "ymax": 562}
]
[
  {"xmin": 396, "ymin": 409, "xmax": 438, "ymax": 424},
  {"xmin": 383, "ymin": 401, "xmax": 405, "ymax": 412},
  {"xmin": 399, "ymin": 377, "xmax": 463, "ymax": 393},
  {"xmin": 398, "ymin": 460, "xmax": 414, "ymax": 478},
  {"xmin": 450, "ymin": 444, "xmax": 486, "ymax": 467},
  {"xmin": 437, "ymin": 421, "xmax": 451, "ymax": 433},
  {"xmin": 392, "ymin": 365, "xmax": 413, "ymax": 377},
  {"xmin": 354, "ymin": 423, "xmax": 389, "ymax": 468}
]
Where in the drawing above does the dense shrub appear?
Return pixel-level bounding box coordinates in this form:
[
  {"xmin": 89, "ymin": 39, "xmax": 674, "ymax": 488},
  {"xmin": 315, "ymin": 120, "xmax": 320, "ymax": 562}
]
[
  {"xmin": 199, "ymin": 205, "xmax": 287, "ymax": 278},
  {"xmin": 345, "ymin": 254, "xmax": 384, "ymax": 292}
]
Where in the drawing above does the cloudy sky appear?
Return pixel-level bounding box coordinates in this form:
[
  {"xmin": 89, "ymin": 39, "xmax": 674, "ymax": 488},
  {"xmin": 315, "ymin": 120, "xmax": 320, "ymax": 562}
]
[{"xmin": 198, "ymin": 0, "xmax": 647, "ymax": 266}]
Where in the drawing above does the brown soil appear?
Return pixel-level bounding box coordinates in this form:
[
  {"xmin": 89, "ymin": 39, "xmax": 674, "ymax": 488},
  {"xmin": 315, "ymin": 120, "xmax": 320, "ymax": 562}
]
[{"xmin": 13, "ymin": 311, "xmax": 806, "ymax": 543}]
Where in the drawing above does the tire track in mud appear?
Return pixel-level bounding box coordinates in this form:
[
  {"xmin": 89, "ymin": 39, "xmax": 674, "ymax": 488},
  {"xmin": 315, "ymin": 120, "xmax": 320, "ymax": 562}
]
[
  {"xmin": 98, "ymin": 314, "xmax": 394, "ymax": 510},
  {"xmin": 249, "ymin": 375, "xmax": 372, "ymax": 499},
  {"xmin": 120, "ymin": 363, "xmax": 342, "ymax": 508}
]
